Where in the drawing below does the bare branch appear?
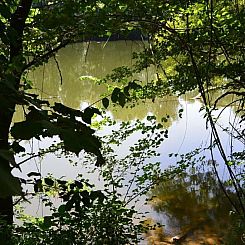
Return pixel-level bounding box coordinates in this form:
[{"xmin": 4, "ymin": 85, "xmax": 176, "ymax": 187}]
[
  {"xmin": 53, "ymin": 55, "xmax": 63, "ymax": 85},
  {"xmin": 23, "ymin": 40, "xmax": 69, "ymax": 71}
]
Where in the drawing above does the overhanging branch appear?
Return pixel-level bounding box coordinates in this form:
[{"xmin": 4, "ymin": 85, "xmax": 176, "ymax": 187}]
[{"xmin": 23, "ymin": 40, "xmax": 70, "ymax": 71}]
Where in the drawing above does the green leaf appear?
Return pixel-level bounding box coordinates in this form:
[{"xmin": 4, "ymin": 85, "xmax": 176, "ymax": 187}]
[
  {"xmin": 58, "ymin": 204, "xmax": 66, "ymax": 214},
  {"xmin": 0, "ymin": 23, "xmax": 8, "ymax": 45},
  {"xmin": 0, "ymin": 3, "xmax": 11, "ymax": 19}
]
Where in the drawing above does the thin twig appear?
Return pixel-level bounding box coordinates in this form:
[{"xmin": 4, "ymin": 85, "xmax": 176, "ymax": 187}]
[
  {"xmin": 53, "ymin": 55, "xmax": 63, "ymax": 85},
  {"xmin": 23, "ymin": 40, "xmax": 70, "ymax": 71}
]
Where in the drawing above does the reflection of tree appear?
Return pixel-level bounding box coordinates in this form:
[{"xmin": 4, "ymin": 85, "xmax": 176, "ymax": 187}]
[
  {"xmin": 184, "ymin": 89, "xmax": 240, "ymax": 111},
  {"xmin": 149, "ymin": 167, "xmax": 235, "ymax": 242},
  {"xmin": 28, "ymin": 41, "xmax": 146, "ymax": 108},
  {"xmin": 26, "ymin": 42, "xmax": 179, "ymax": 125},
  {"xmin": 111, "ymin": 97, "xmax": 179, "ymax": 124},
  {"xmin": 12, "ymin": 105, "xmax": 25, "ymax": 123}
]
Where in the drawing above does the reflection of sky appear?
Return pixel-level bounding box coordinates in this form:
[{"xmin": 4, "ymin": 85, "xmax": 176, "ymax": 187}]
[
  {"xmin": 12, "ymin": 99, "xmax": 242, "ymax": 221},
  {"xmin": 158, "ymin": 99, "xmax": 243, "ymax": 178}
]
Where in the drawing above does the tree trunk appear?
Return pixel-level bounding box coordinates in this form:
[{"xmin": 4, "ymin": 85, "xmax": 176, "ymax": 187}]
[
  {"xmin": 0, "ymin": 197, "xmax": 13, "ymax": 225},
  {"xmin": 0, "ymin": 0, "xmax": 33, "ymax": 227},
  {"xmin": 0, "ymin": 102, "xmax": 16, "ymax": 245}
]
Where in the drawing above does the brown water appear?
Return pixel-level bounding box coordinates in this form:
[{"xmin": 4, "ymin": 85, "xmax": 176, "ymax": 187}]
[{"xmin": 13, "ymin": 41, "xmax": 241, "ymax": 244}]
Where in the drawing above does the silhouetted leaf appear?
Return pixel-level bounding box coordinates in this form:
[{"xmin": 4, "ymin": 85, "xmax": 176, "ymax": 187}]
[
  {"xmin": 43, "ymin": 216, "xmax": 52, "ymax": 229},
  {"xmin": 74, "ymin": 180, "xmax": 83, "ymax": 189},
  {"xmin": 0, "ymin": 149, "xmax": 17, "ymax": 168},
  {"xmin": 11, "ymin": 121, "xmax": 43, "ymax": 140},
  {"xmin": 58, "ymin": 204, "xmax": 66, "ymax": 214},
  {"xmin": 0, "ymin": 165, "xmax": 22, "ymax": 197},
  {"xmin": 11, "ymin": 141, "xmax": 25, "ymax": 153},
  {"xmin": 44, "ymin": 178, "xmax": 54, "ymax": 186},
  {"xmin": 95, "ymin": 153, "xmax": 105, "ymax": 167},
  {"xmin": 34, "ymin": 179, "xmax": 43, "ymax": 193},
  {"xmin": 118, "ymin": 92, "xmax": 126, "ymax": 107},
  {"xmin": 90, "ymin": 190, "xmax": 105, "ymax": 202},
  {"xmin": 0, "ymin": 2, "xmax": 11, "ymax": 20},
  {"xmin": 128, "ymin": 81, "xmax": 142, "ymax": 90},
  {"xmin": 82, "ymin": 107, "xmax": 101, "ymax": 124},
  {"xmin": 65, "ymin": 200, "xmax": 74, "ymax": 211},
  {"xmin": 123, "ymin": 86, "xmax": 130, "ymax": 96},
  {"xmin": 53, "ymin": 103, "xmax": 83, "ymax": 117},
  {"xmin": 102, "ymin": 97, "xmax": 109, "ymax": 108},
  {"xmin": 111, "ymin": 87, "xmax": 121, "ymax": 103},
  {"xmin": 27, "ymin": 172, "xmax": 41, "ymax": 177},
  {"xmin": 26, "ymin": 107, "xmax": 48, "ymax": 121},
  {"xmin": 81, "ymin": 190, "xmax": 90, "ymax": 207}
]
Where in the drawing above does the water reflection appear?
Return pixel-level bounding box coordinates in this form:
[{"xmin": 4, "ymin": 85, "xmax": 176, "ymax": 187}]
[
  {"xmin": 184, "ymin": 89, "xmax": 241, "ymax": 110},
  {"xmin": 13, "ymin": 41, "xmax": 180, "ymax": 220},
  {"xmin": 147, "ymin": 165, "xmax": 235, "ymax": 244},
  {"xmin": 19, "ymin": 41, "xmax": 236, "ymax": 124},
  {"xmin": 12, "ymin": 41, "xmax": 242, "ymax": 243},
  {"xmin": 29, "ymin": 41, "xmax": 147, "ymax": 107},
  {"xmin": 110, "ymin": 97, "xmax": 179, "ymax": 123},
  {"xmin": 25, "ymin": 41, "xmax": 179, "ymax": 123}
]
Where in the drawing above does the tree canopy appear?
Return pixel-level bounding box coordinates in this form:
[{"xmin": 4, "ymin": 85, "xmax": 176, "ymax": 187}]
[{"xmin": 0, "ymin": 0, "xmax": 244, "ymax": 243}]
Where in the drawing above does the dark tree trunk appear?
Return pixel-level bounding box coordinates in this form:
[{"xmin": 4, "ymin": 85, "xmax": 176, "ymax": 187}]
[
  {"xmin": 0, "ymin": 197, "xmax": 13, "ymax": 225},
  {"xmin": 0, "ymin": 102, "xmax": 16, "ymax": 245},
  {"xmin": 0, "ymin": 110, "xmax": 13, "ymax": 224},
  {"xmin": 0, "ymin": 91, "xmax": 16, "ymax": 224},
  {"xmin": 0, "ymin": 0, "xmax": 33, "ymax": 226}
]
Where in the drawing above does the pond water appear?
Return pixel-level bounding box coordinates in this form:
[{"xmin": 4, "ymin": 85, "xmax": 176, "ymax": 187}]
[{"xmin": 13, "ymin": 41, "xmax": 242, "ymax": 244}]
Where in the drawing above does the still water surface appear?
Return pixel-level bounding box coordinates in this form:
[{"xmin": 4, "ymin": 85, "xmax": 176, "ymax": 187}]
[{"xmin": 13, "ymin": 41, "xmax": 241, "ymax": 244}]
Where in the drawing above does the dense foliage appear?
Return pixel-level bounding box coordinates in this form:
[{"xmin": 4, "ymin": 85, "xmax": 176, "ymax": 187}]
[
  {"xmin": 0, "ymin": 0, "xmax": 244, "ymax": 244},
  {"xmin": 11, "ymin": 178, "xmax": 144, "ymax": 245},
  {"xmin": 101, "ymin": 0, "xmax": 245, "ymax": 215}
]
